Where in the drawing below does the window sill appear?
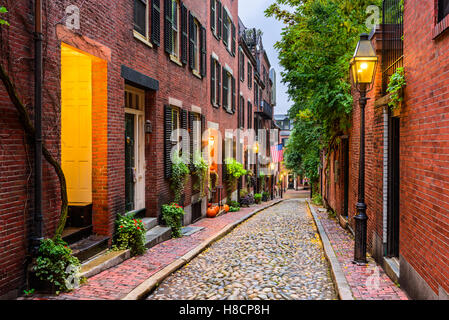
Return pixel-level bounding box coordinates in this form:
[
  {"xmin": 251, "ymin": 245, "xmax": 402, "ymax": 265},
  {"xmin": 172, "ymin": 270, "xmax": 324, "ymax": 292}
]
[
  {"xmin": 433, "ymin": 15, "xmax": 449, "ymax": 39},
  {"xmin": 133, "ymin": 31, "xmax": 153, "ymax": 48},
  {"xmin": 192, "ymin": 70, "xmax": 202, "ymax": 79},
  {"xmin": 224, "ymin": 108, "xmax": 234, "ymax": 115},
  {"xmin": 170, "ymin": 55, "xmax": 183, "ymax": 67},
  {"xmin": 212, "ymin": 103, "xmax": 220, "ymax": 108}
]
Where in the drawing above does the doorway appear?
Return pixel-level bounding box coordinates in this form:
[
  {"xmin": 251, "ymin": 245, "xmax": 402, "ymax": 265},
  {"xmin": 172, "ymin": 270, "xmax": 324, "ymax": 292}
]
[
  {"xmin": 125, "ymin": 85, "xmax": 146, "ymax": 213},
  {"xmin": 387, "ymin": 116, "xmax": 400, "ymax": 257}
]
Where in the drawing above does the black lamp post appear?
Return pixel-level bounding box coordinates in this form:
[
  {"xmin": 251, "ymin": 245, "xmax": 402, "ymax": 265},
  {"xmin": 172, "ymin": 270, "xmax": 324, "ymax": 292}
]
[{"xmin": 349, "ymin": 33, "xmax": 378, "ymax": 265}]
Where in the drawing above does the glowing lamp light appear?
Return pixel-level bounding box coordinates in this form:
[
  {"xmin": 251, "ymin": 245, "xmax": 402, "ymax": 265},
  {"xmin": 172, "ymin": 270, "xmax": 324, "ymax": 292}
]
[
  {"xmin": 350, "ymin": 34, "xmax": 378, "ymax": 88},
  {"xmin": 252, "ymin": 142, "xmax": 259, "ymax": 154},
  {"xmin": 209, "ymin": 136, "xmax": 215, "ymax": 147}
]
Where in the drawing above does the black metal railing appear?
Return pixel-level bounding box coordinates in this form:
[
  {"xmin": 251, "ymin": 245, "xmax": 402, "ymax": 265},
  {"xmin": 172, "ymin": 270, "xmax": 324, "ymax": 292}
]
[
  {"xmin": 257, "ymin": 100, "xmax": 273, "ymax": 119},
  {"xmin": 382, "ymin": 0, "xmax": 404, "ymax": 94}
]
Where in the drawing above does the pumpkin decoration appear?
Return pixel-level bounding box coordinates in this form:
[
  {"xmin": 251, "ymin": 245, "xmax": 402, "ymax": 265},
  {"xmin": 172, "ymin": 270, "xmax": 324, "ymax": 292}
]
[
  {"xmin": 213, "ymin": 206, "xmax": 219, "ymax": 214},
  {"xmin": 224, "ymin": 204, "xmax": 230, "ymax": 213},
  {"xmin": 207, "ymin": 207, "xmax": 217, "ymax": 218}
]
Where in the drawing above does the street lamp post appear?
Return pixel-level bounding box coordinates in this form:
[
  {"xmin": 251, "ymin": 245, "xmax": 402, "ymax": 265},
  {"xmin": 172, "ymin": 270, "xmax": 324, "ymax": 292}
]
[{"xmin": 350, "ymin": 33, "xmax": 378, "ymax": 265}]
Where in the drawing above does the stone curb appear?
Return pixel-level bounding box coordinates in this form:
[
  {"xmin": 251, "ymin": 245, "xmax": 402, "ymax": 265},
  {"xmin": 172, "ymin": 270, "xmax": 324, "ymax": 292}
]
[
  {"xmin": 122, "ymin": 199, "xmax": 284, "ymax": 300},
  {"xmin": 305, "ymin": 200, "xmax": 354, "ymax": 300}
]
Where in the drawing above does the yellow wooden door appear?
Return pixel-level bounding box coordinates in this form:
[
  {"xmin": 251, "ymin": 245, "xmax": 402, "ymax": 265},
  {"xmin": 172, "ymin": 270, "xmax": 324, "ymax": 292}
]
[{"xmin": 61, "ymin": 44, "xmax": 93, "ymax": 205}]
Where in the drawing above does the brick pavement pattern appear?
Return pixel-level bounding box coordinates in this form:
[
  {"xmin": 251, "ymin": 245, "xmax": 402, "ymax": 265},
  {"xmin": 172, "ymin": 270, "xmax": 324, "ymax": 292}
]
[
  {"xmin": 147, "ymin": 199, "xmax": 336, "ymax": 300},
  {"xmin": 312, "ymin": 204, "xmax": 409, "ymax": 300},
  {"xmin": 34, "ymin": 200, "xmax": 280, "ymax": 300}
]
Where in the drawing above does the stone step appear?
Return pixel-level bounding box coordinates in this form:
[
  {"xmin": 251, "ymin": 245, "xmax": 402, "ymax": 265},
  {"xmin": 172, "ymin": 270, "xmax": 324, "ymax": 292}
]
[
  {"xmin": 142, "ymin": 217, "xmax": 158, "ymax": 231},
  {"xmin": 145, "ymin": 226, "xmax": 172, "ymax": 249},
  {"xmin": 80, "ymin": 249, "xmax": 131, "ymax": 279},
  {"xmin": 70, "ymin": 235, "xmax": 109, "ymax": 263}
]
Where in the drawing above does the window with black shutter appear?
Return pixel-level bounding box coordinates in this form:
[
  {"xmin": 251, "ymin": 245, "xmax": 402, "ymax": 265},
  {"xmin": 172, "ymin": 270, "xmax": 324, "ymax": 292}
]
[
  {"xmin": 231, "ymin": 76, "xmax": 236, "ymax": 113},
  {"xmin": 222, "ymin": 67, "xmax": 228, "ymax": 109},
  {"xmin": 164, "ymin": 105, "xmax": 173, "ymax": 178},
  {"xmin": 439, "ymin": 0, "xmax": 449, "ymax": 22},
  {"xmin": 239, "ymin": 50, "xmax": 245, "ymax": 82},
  {"xmin": 164, "ymin": 0, "xmax": 173, "ymax": 54},
  {"xmin": 231, "ymin": 22, "xmax": 236, "ymax": 56},
  {"xmin": 239, "ymin": 96, "xmax": 245, "ymax": 128},
  {"xmin": 247, "ymin": 101, "xmax": 252, "ymax": 129},
  {"xmin": 217, "ymin": 61, "xmax": 221, "ymax": 106},
  {"xmin": 181, "ymin": 3, "xmax": 188, "ymax": 64},
  {"xmin": 151, "ymin": 0, "xmax": 161, "ymax": 45},
  {"xmin": 134, "ymin": 0, "xmax": 148, "ymax": 37},
  {"xmin": 217, "ymin": 1, "xmax": 222, "ymax": 39},
  {"xmin": 210, "ymin": 0, "xmax": 216, "ymax": 33},
  {"xmin": 189, "ymin": 12, "xmax": 195, "ymax": 70},
  {"xmin": 222, "ymin": 9, "xmax": 229, "ymax": 47},
  {"xmin": 211, "ymin": 56, "xmax": 216, "ymax": 105},
  {"xmin": 201, "ymin": 26, "xmax": 207, "ymax": 77},
  {"xmin": 248, "ymin": 63, "xmax": 252, "ymax": 89}
]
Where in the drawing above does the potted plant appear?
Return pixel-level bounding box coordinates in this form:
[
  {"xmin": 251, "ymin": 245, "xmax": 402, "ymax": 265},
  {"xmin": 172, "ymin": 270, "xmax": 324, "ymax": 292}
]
[
  {"xmin": 254, "ymin": 193, "xmax": 262, "ymax": 204},
  {"xmin": 224, "ymin": 158, "xmax": 247, "ymax": 202},
  {"xmin": 170, "ymin": 154, "xmax": 190, "ymax": 204},
  {"xmin": 162, "ymin": 203, "xmax": 185, "ymax": 238},
  {"xmin": 113, "ymin": 214, "xmax": 146, "ymax": 256},
  {"xmin": 192, "ymin": 153, "xmax": 208, "ymax": 198}
]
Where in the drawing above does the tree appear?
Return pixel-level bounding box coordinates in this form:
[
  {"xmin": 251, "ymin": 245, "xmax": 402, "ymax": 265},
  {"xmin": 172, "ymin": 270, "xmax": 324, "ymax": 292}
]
[
  {"xmin": 266, "ymin": 0, "xmax": 381, "ymax": 185},
  {"xmin": 0, "ymin": 6, "xmax": 8, "ymax": 25}
]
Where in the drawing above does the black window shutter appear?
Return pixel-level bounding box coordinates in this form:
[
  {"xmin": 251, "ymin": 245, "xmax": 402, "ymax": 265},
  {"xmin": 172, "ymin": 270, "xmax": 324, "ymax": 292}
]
[
  {"xmin": 164, "ymin": 0, "xmax": 173, "ymax": 54},
  {"xmin": 222, "ymin": 9, "xmax": 228, "ymax": 47},
  {"xmin": 188, "ymin": 12, "xmax": 195, "ymax": 70},
  {"xmin": 210, "ymin": 56, "xmax": 216, "ymax": 105},
  {"xmin": 164, "ymin": 105, "xmax": 173, "ymax": 178},
  {"xmin": 181, "ymin": 3, "xmax": 188, "ymax": 64},
  {"xmin": 231, "ymin": 22, "xmax": 236, "ymax": 56},
  {"xmin": 217, "ymin": 62, "xmax": 221, "ymax": 106},
  {"xmin": 151, "ymin": 0, "xmax": 161, "ymax": 46},
  {"xmin": 189, "ymin": 112, "xmax": 194, "ymax": 169},
  {"xmin": 222, "ymin": 67, "xmax": 228, "ymax": 108},
  {"xmin": 201, "ymin": 114, "xmax": 206, "ymax": 150},
  {"xmin": 248, "ymin": 102, "xmax": 252, "ymax": 129},
  {"xmin": 181, "ymin": 109, "xmax": 189, "ymax": 161},
  {"xmin": 231, "ymin": 76, "xmax": 236, "ymax": 113},
  {"xmin": 210, "ymin": 0, "xmax": 216, "ymax": 32},
  {"xmin": 200, "ymin": 26, "xmax": 207, "ymax": 77},
  {"xmin": 217, "ymin": 1, "xmax": 222, "ymax": 39}
]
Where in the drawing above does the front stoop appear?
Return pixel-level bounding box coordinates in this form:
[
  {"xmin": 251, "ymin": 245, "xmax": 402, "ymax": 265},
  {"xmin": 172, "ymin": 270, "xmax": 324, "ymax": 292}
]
[{"xmin": 145, "ymin": 226, "xmax": 172, "ymax": 248}]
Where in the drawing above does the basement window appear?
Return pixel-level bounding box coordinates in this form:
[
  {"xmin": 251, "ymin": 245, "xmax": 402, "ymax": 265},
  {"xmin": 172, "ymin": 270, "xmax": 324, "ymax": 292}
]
[{"xmin": 439, "ymin": 0, "xmax": 449, "ymax": 23}]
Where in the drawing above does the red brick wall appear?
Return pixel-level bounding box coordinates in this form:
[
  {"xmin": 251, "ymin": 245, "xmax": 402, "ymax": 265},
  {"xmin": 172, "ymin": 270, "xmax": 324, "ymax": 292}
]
[
  {"xmin": 400, "ymin": 0, "xmax": 449, "ymax": 296},
  {"xmin": 0, "ymin": 0, "xmax": 240, "ymax": 296}
]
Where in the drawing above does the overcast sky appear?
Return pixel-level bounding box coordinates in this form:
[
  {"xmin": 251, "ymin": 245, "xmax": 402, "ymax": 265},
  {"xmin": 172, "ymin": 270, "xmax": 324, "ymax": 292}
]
[{"xmin": 239, "ymin": 0, "xmax": 291, "ymax": 115}]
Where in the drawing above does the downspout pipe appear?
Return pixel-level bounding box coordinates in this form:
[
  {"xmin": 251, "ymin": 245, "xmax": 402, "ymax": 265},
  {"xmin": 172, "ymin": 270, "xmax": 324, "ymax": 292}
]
[{"xmin": 32, "ymin": 0, "xmax": 44, "ymax": 255}]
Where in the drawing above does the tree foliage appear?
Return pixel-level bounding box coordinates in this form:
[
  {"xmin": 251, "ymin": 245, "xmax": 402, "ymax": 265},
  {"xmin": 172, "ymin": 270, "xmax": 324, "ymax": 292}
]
[
  {"xmin": 0, "ymin": 6, "xmax": 8, "ymax": 25},
  {"xmin": 266, "ymin": 0, "xmax": 381, "ymax": 182}
]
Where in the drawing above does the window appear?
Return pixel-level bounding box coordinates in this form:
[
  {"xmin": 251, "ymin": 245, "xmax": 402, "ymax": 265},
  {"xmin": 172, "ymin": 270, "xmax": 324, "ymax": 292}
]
[
  {"xmin": 223, "ymin": 10, "xmax": 230, "ymax": 48},
  {"xmin": 222, "ymin": 68, "xmax": 235, "ymax": 112},
  {"xmin": 171, "ymin": 0, "xmax": 180, "ymax": 57},
  {"xmin": 439, "ymin": 0, "xmax": 449, "ymax": 22},
  {"xmin": 247, "ymin": 101, "xmax": 252, "ymax": 129},
  {"xmin": 247, "ymin": 63, "xmax": 252, "ymax": 89},
  {"xmin": 134, "ymin": 0, "xmax": 149, "ymax": 38},
  {"xmin": 238, "ymin": 96, "xmax": 245, "ymax": 128},
  {"xmin": 210, "ymin": 0, "xmax": 216, "ymax": 33},
  {"xmin": 239, "ymin": 50, "xmax": 245, "ymax": 82},
  {"xmin": 192, "ymin": 21, "xmax": 199, "ymax": 71},
  {"xmin": 210, "ymin": 56, "xmax": 221, "ymax": 106},
  {"xmin": 171, "ymin": 107, "xmax": 180, "ymax": 134}
]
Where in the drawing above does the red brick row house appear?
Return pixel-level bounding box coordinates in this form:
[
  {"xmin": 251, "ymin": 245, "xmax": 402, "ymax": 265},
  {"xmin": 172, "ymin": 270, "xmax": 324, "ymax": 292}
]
[
  {"xmin": 0, "ymin": 0, "xmax": 280, "ymax": 298},
  {"xmin": 321, "ymin": 0, "xmax": 449, "ymax": 300}
]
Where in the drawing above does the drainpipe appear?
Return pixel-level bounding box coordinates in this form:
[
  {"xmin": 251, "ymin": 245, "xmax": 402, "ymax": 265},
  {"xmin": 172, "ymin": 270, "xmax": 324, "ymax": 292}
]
[{"xmin": 32, "ymin": 0, "xmax": 44, "ymax": 255}]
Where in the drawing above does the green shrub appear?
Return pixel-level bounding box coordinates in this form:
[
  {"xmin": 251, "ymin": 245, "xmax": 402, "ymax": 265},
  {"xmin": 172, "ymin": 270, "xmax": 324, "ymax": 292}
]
[
  {"xmin": 192, "ymin": 153, "xmax": 208, "ymax": 198},
  {"xmin": 224, "ymin": 158, "xmax": 247, "ymax": 201},
  {"xmin": 170, "ymin": 154, "xmax": 190, "ymax": 203},
  {"xmin": 113, "ymin": 214, "xmax": 146, "ymax": 256},
  {"xmin": 312, "ymin": 193, "xmax": 323, "ymax": 206},
  {"xmin": 33, "ymin": 238, "xmax": 81, "ymax": 293},
  {"xmin": 254, "ymin": 193, "xmax": 262, "ymax": 204},
  {"xmin": 229, "ymin": 206, "xmax": 240, "ymax": 212},
  {"xmin": 262, "ymin": 191, "xmax": 270, "ymax": 202},
  {"xmin": 162, "ymin": 203, "xmax": 186, "ymax": 238},
  {"xmin": 227, "ymin": 200, "xmax": 240, "ymax": 208},
  {"xmin": 387, "ymin": 67, "xmax": 406, "ymax": 110}
]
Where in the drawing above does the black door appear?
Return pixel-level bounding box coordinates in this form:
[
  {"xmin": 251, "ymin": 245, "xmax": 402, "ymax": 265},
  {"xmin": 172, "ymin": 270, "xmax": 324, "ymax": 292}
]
[
  {"xmin": 125, "ymin": 113, "xmax": 135, "ymax": 212},
  {"xmin": 387, "ymin": 117, "xmax": 400, "ymax": 257},
  {"xmin": 343, "ymin": 138, "xmax": 349, "ymax": 217}
]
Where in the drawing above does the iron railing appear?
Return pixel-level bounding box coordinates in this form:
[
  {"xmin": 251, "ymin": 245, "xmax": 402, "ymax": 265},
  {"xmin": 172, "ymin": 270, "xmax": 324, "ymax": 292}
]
[
  {"xmin": 382, "ymin": 0, "xmax": 404, "ymax": 94},
  {"xmin": 257, "ymin": 100, "xmax": 273, "ymax": 119}
]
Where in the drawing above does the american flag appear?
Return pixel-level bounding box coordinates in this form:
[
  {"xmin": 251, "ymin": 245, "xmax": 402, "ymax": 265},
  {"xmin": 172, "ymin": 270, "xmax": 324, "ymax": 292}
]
[{"xmin": 271, "ymin": 144, "xmax": 284, "ymax": 163}]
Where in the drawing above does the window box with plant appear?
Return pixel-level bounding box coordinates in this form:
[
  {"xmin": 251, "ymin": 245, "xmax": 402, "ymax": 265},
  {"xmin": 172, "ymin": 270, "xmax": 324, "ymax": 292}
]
[
  {"xmin": 387, "ymin": 67, "xmax": 406, "ymax": 113},
  {"xmin": 170, "ymin": 153, "xmax": 190, "ymax": 204},
  {"xmin": 113, "ymin": 214, "xmax": 146, "ymax": 256},
  {"xmin": 192, "ymin": 153, "xmax": 208, "ymax": 198},
  {"xmin": 162, "ymin": 203, "xmax": 185, "ymax": 238}
]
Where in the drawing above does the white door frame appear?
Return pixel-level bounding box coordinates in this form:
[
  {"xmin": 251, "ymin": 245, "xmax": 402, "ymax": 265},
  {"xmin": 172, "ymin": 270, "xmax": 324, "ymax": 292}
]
[{"xmin": 125, "ymin": 85, "xmax": 146, "ymax": 211}]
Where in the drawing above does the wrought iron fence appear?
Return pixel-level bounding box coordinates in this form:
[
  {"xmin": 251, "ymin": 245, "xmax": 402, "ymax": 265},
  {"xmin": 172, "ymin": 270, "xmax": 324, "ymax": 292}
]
[{"xmin": 382, "ymin": 0, "xmax": 404, "ymax": 94}]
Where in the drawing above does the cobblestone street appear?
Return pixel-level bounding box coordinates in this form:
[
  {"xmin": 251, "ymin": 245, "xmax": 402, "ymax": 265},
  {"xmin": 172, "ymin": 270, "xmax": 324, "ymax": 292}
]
[{"xmin": 147, "ymin": 198, "xmax": 337, "ymax": 300}]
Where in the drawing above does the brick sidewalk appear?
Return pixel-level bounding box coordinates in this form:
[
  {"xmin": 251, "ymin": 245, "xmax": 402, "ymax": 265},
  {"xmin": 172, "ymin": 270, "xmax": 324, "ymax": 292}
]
[
  {"xmin": 33, "ymin": 199, "xmax": 281, "ymax": 300},
  {"xmin": 311, "ymin": 204, "xmax": 409, "ymax": 300}
]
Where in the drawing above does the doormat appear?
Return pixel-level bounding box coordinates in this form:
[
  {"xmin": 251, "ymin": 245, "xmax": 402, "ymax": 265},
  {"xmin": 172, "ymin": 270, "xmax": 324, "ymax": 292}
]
[{"xmin": 181, "ymin": 226, "xmax": 205, "ymax": 236}]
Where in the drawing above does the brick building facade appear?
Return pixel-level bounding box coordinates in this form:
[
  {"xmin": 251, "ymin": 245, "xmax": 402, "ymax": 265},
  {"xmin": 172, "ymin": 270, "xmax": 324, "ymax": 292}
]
[
  {"xmin": 321, "ymin": 0, "xmax": 449, "ymax": 300},
  {"xmin": 0, "ymin": 0, "xmax": 279, "ymax": 298}
]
